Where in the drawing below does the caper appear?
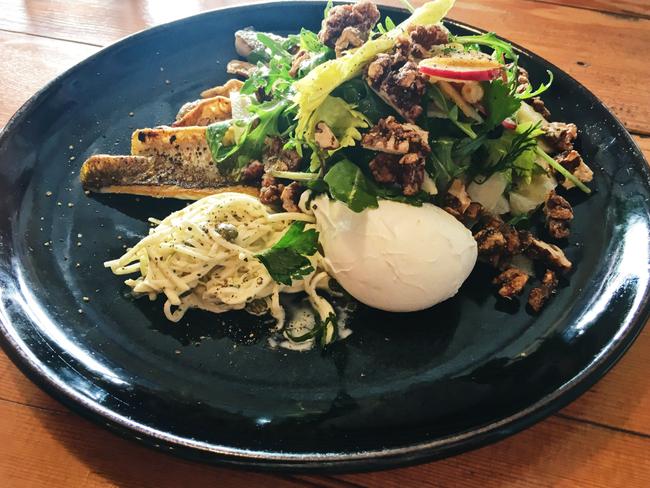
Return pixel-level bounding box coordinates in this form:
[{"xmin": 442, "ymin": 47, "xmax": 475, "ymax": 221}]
[
  {"xmin": 245, "ymin": 298, "xmax": 269, "ymax": 316},
  {"xmin": 216, "ymin": 222, "xmax": 238, "ymax": 242}
]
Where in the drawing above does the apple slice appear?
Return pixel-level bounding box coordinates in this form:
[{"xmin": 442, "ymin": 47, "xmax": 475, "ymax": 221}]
[{"xmin": 419, "ymin": 55, "xmax": 502, "ymax": 82}]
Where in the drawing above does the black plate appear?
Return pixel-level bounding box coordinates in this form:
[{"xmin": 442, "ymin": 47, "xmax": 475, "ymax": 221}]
[{"xmin": 1, "ymin": 1, "xmax": 649, "ymax": 472}]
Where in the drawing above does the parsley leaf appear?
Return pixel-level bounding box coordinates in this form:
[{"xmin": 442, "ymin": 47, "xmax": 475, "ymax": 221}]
[
  {"xmin": 256, "ymin": 221, "xmax": 319, "ymax": 286},
  {"xmin": 478, "ymin": 122, "xmax": 544, "ymax": 183},
  {"xmin": 483, "ymin": 80, "xmax": 521, "ymax": 130}
]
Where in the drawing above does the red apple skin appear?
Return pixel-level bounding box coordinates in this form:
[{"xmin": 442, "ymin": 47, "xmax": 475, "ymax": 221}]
[
  {"xmin": 419, "ymin": 65, "xmax": 502, "ymax": 82},
  {"xmin": 501, "ymin": 118, "xmax": 517, "ymax": 130}
]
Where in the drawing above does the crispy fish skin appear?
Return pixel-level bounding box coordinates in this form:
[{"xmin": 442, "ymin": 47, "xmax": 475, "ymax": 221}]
[
  {"xmin": 173, "ymin": 96, "xmax": 231, "ymax": 127},
  {"xmin": 131, "ymin": 126, "xmax": 214, "ymax": 169},
  {"xmin": 80, "ymin": 126, "xmax": 256, "ymax": 200},
  {"xmin": 80, "ymin": 154, "xmax": 257, "ymax": 200}
]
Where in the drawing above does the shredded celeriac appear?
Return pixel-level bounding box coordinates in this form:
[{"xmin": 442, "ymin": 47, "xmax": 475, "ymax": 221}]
[{"xmin": 104, "ymin": 193, "xmax": 335, "ymax": 342}]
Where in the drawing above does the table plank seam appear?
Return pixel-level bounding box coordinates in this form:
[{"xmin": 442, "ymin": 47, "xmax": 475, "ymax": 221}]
[
  {"xmin": 0, "ymin": 394, "xmax": 67, "ymax": 415},
  {"xmin": 555, "ymin": 413, "xmax": 650, "ymax": 440},
  {"xmin": 526, "ymin": 0, "xmax": 650, "ymax": 21},
  {"xmin": 288, "ymin": 474, "xmax": 353, "ymax": 488},
  {"xmin": 0, "ymin": 27, "xmax": 103, "ymax": 48}
]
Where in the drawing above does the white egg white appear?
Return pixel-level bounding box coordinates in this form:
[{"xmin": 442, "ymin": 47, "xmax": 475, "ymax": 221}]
[{"xmin": 309, "ymin": 196, "xmax": 478, "ymax": 312}]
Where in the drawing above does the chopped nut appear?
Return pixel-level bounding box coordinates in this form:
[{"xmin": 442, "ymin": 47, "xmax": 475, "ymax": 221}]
[
  {"xmin": 369, "ymin": 153, "xmax": 400, "ymax": 184},
  {"xmin": 553, "ymin": 150, "xmax": 593, "ymax": 190},
  {"xmin": 446, "ymin": 179, "xmax": 471, "ymax": 214},
  {"xmin": 526, "ymin": 237, "xmax": 572, "ymax": 273},
  {"xmin": 226, "ymin": 59, "xmax": 257, "ymax": 78},
  {"xmin": 241, "ymin": 160, "xmax": 265, "ymax": 184},
  {"xmin": 314, "ymin": 122, "xmax": 340, "ymax": 150},
  {"xmin": 280, "ymin": 182, "xmax": 304, "ymax": 213},
  {"xmin": 396, "ymin": 24, "xmax": 449, "ymax": 59},
  {"xmin": 361, "ymin": 116, "xmax": 429, "ymax": 155},
  {"xmin": 493, "ymin": 267, "xmax": 530, "ymax": 298},
  {"xmin": 529, "ymin": 97, "xmax": 551, "ymax": 119},
  {"xmin": 528, "ymin": 269, "xmax": 559, "ymax": 312},
  {"xmin": 318, "ymin": 0, "xmax": 380, "ymax": 49},
  {"xmin": 544, "ymin": 191, "xmax": 573, "ymax": 239},
  {"xmin": 365, "ymin": 54, "xmax": 428, "ymax": 122},
  {"xmin": 542, "ymin": 122, "xmax": 578, "ymax": 153},
  {"xmin": 334, "ymin": 26, "xmax": 367, "ymax": 57}
]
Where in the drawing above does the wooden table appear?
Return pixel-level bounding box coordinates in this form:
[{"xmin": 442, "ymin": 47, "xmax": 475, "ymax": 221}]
[{"xmin": 1, "ymin": 0, "xmax": 649, "ymax": 486}]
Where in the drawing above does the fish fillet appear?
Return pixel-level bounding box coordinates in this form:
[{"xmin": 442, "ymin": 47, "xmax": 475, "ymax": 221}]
[{"xmin": 80, "ymin": 126, "xmax": 256, "ymax": 200}]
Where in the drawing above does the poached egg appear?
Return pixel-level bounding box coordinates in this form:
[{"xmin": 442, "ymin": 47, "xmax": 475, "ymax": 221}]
[{"xmin": 307, "ymin": 195, "xmax": 478, "ymax": 312}]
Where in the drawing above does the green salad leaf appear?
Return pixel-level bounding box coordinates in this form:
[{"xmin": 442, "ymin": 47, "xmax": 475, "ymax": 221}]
[
  {"xmin": 323, "ymin": 159, "xmax": 378, "ymax": 212},
  {"xmin": 256, "ymin": 221, "xmax": 319, "ymax": 285},
  {"xmin": 333, "ymin": 79, "xmax": 395, "ymax": 123},
  {"xmin": 306, "ymin": 96, "xmax": 370, "ymax": 170},
  {"xmin": 482, "ymin": 80, "xmax": 521, "ymax": 130},
  {"xmin": 321, "ymin": 159, "xmax": 431, "ymax": 212},
  {"xmin": 205, "ymin": 98, "xmax": 292, "ymax": 175},
  {"xmin": 427, "ymin": 84, "xmax": 478, "ymax": 138},
  {"xmin": 479, "ymin": 122, "xmax": 544, "ymax": 184},
  {"xmin": 293, "ymin": 0, "xmax": 455, "ymax": 138}
]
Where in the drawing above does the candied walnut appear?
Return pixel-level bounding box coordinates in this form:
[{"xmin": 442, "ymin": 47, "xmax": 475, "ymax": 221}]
[
  {"xmin": 554, "ymin": 150, "xmax": 593, "ymax": 190},
  {"xmin": 448, "ymin": 179, "xmax": 471, "ymax": 214},
  {"xmin": 365, "ymin": 55, "xmax": 428, "ymax": 122},
  {"xmin": 280, "ymin": 182, "xmax": 304, "ymax": 213},
  {"xmin": 493, "ymin": 267, "xmax": 530, "ymax": 298},
  {"xmin": 319, "ymin": 1, "xmax": 380, "ymax": 49},
  {"xmin": 289, "ymin": 49, "xmax": 311, "ymax": 78},
  {"xmin": 515, "ymin": 66, "xmax": 529, "ymax": 94},
  {"xmin": 361, "ymin": 116, "xmax": 430, "ymax": 155},
  {"xmin": 530, "ymin": 97, "xmax": 551, "ymax": 120},
  {"xmin": 226, "ymin": 60, "xmax": 257, "ymax": 78},
  {"xmin": 314, "ymin": 122, "xmax": 340, "ymax": 150},
  {"xmin": 262, "ymin": 137, "xmax": 301, "ymax": 171},
  {"xmin": 334, "ymin": 26, "xmax": 366, "ymax": 57},
  {"xmin": 369, "ymin": 153, "xmax": 400, "ymax": 184},
  {"xmin": 259, "ymin": 174, "xmax": 284, "ymax": 205},
  {"xmin": 241, "ymin": 160, "xmax": 265, "ymax": 183},
  {"xmin": 474, "ymin": 227, "xmax": 507, "ymax": 255},
  {"xmin": 502, "ymin": 226, "xmax": 523, "ymax": 255},
  {"xmin": 548, "ymin": 219, "xmax": 570, "ymax": 239},
  {"xmin": 544, "ymin": 191, "xmax": 573, "ymax": 239},
  {"xmin": 363, "ymin": 117, "xmax": 429, "ymax": 196},
  {"xmin": 526, "ymin": 238, "xmax": 572, "ymax": 273},
  {"xmin": 542, "ymin": 122, "xmax": 578, "ymax": 153},
  {"xmin": 401, "ymin": 160, "xmax": 425, "ymax": 196},
  {"xmin": 545, "ymin": 192, "xmax": 574, "ymax": 221},
  {"xmin": 518, "ymin": 230, "xmax": 533, "ymax": 252},
  {"xmin": 396, "ymin": 24, "xmax": 449, "ymax": 59},
  {"xmin": 462, "ymin": 202, "xmax": 484, "ymax": 227},
  {"xmin": 368, "ymin": 153, "xmax": 425, "ymax": 196},
  {"xmin": 528, "ymin": 269, "xmax": 559, "ymax": 312}
]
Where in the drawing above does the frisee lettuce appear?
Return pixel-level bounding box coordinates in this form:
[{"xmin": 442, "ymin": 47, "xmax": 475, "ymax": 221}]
[{"xmin": 306, "ymin": 96, "xmax": 370, "ymax": 171}]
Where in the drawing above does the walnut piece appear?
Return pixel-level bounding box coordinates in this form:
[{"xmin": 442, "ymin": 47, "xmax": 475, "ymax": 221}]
[
  {"xmin": 318, "ymin": 1, "xmax": 380, "ymax": 50},
  {"xmin": 493, "ymin": 267, "xmax": 530, "ymax": 298},
  {"xmin": 528, "ymin": 269, "xmax": 559, "ymax": 312}
]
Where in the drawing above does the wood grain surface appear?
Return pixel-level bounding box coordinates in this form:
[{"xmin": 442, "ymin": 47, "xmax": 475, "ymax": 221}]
[{"xmin": 0, "ymin": 1, "xmax": 649, "ymax": 487}]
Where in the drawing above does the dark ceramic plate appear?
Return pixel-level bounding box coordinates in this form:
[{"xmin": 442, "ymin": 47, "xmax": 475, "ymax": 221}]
[{"xmin": 1, "ymin": 1, "xmax": 649, "ymax": 473}]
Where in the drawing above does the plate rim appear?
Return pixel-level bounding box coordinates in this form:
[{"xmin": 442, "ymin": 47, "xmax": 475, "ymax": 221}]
[{"xmin": 0, "ymin": 0, "xmax": 649, "ymax": 472}]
